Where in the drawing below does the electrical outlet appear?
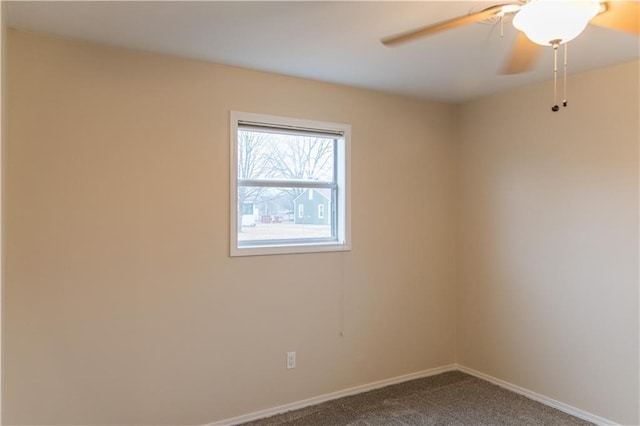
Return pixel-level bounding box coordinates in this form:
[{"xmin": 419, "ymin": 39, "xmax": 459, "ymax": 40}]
[{"xmin": 287, "ymin": 352, "xmax": 296, "ymax": 369}]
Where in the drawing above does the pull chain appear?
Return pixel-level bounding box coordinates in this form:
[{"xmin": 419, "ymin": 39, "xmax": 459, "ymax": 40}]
[
  {"xmin": 552, "ymin": 41, "xmax": 559, "ymax": 112},
  {"xmin": 562, "ymin": 42, "xmax": 568, "ymax": 107}
]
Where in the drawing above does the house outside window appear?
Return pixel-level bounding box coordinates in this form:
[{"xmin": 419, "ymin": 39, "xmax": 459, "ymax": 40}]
[
  {"xmin": 293, "ymin": 189, "xmax": 329, "ymax": 225},
  {"xmin": 230, "ymin": 111, "xmax": 350, "ymax": 256}
]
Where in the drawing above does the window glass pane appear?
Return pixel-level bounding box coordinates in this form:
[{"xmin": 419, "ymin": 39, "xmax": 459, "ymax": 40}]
[
  {"xmin": 237, "ymin": 129, "xmax": 335, "ymax": 182},
  {"xmin": 237, "ymin": 186, "xmax": 334, "ymax": 243}
]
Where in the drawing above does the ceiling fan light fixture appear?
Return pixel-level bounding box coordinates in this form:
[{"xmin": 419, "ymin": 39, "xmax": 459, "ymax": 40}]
[{"xmin": 513, "ymin": 0, "xmax": 601, "ymax": 46}]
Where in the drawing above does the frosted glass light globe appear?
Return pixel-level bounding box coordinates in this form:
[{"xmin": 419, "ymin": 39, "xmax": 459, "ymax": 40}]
[{"xmin": 513, "ymin": 0, "xmax": 601, "ymax": 46}]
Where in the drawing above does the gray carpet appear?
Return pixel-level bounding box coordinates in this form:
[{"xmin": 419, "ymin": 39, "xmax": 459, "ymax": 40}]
[{"xmin": 241, "ymin": 371, "xmax": 593, "ymax": 425}]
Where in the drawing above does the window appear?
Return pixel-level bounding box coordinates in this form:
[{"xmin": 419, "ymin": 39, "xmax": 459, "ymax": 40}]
[{"xmin": 230, "ymin": 111, "xmax": 350, "ymax": 256}]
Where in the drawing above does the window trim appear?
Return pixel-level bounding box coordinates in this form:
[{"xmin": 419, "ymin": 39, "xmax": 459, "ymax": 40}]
[{"xmin": 230, "ymin": 111, "xmax": 351, "ymax": 257}]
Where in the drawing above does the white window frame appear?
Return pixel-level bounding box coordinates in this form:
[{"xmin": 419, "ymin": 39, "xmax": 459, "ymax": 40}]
[{"xmin": 230, "ymin": 111, "xmax": 351, "ymax": 257}]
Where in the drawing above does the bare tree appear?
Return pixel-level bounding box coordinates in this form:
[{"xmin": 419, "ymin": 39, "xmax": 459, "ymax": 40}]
[
  {"xmin": 237, "ymin": 130, "xmax": 273, "ymax": 232},
  {"xmin": 269, "ymin": 136, "xmax": 334, "ymax": 199}
]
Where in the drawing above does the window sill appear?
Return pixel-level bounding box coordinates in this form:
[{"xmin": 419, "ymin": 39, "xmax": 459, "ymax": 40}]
[{"xmin": 230, "ymin": 241, "xmax": 351, "ymax": 257}]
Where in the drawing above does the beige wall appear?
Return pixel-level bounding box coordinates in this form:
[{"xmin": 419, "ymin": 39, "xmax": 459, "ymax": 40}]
[
  {"xmin": 3, "ymin": 30, "xmax": 457, "ymax": 425},
  {"xmin": 456, "ymin": 61, "xmax": 639, "ymax": 424}
]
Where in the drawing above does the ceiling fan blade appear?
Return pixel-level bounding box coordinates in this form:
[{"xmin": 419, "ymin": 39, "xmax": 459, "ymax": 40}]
[
  {"xmin": 501, "ymin": 31, "xmax": 542, "ymax": 74},
  {"xmin": 382, "ymin": 5, "xmax": 504, "ymax": 46},
  {"xmin": 589, "ymin": 1, "xmax": 639, "ymax": 34}
]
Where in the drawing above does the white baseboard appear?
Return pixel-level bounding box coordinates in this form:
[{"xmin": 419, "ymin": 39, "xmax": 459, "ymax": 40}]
[
  {"xmin": 456, "ymin": 364, "xmax": 618, "ymax": 426},
  {"xmin": 206, "ymin": 363, "xmax": 618, "ymax": 426},
  {"xmin": 205, "ymin": 364, "xmax": 457, "ymax": 426}
]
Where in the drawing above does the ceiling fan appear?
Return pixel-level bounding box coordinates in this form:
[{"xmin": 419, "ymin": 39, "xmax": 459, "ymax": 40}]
[{"xmin": 381, "ymin": 0, "xmax": 639, "ymax": 75}]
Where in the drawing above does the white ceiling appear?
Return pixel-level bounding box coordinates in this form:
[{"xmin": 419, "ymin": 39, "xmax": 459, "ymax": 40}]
[{"xmin": 6, "ymin": 1, "xmax": 640, "ymax": 102}]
